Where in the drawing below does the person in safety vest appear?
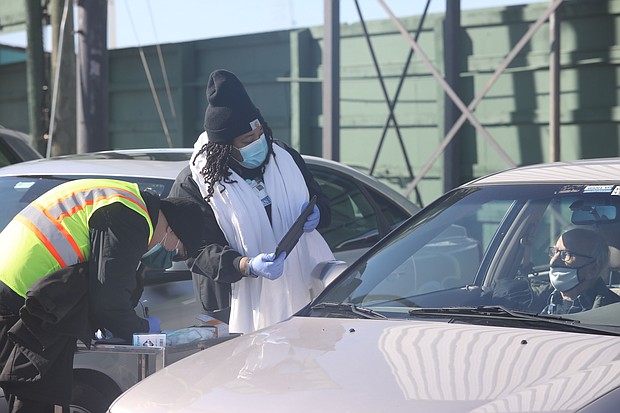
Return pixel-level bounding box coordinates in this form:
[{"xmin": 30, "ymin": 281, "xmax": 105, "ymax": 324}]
[
  {"xmin": 0, "ymin": 178, "xmax": 205, "ymax": 413},
  {"xmin": 174, "ymin": 69, "xmax": 334, "ymax": 335}
]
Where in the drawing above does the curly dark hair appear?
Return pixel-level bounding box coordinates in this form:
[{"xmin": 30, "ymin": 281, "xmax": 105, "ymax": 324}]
[{"xmin": 192, "ymin": 118, "xmax": 275, "ymax": 203}]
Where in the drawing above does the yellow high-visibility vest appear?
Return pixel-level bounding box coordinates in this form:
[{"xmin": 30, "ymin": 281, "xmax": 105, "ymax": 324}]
[{"xmin": 0, "ymin": 179, "xmax": 153, "ymax": 297}]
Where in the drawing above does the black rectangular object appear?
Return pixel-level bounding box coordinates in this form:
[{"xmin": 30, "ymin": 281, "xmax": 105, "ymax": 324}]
[{"xmin": 274, "ymin": 195, "xmax": 317, "ymax": 258}]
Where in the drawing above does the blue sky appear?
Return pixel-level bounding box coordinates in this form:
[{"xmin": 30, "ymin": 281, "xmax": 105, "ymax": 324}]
[{"xmin": 0, "ymin": 0, "xmax": 543, "ymax": 50}]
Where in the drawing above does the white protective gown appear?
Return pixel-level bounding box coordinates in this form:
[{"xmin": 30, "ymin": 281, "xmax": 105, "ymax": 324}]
[{"xmin": 190, "ymin": 132, "xmax": 335, "ymax": 333}]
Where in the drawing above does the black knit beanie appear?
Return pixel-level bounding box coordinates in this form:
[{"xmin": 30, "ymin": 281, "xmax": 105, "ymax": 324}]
[
  {"xmin": 203, "ymin": 69, "xmax": 260, "ymax": 144},
  {"xmin": 159, "ymin": 197, "xmax": 206, "ymax": 259}
]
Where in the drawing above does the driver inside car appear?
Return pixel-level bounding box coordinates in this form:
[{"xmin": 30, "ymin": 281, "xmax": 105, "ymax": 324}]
[
  {"xmin": 493, "ymin": 228, "xmax": 620, "ymax": 314},
  {"xmin": 543, "ymin": 227, "xmax": 620, "ymax": 314}
]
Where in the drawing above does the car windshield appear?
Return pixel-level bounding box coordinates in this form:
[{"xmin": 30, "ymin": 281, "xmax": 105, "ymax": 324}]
[
  {"xmin": 0, "ymin": 176, "xmax": 171, "ymax": 231},
  {"xmin": 310, "ymin": 183, "xmax": 620, "ymax": 332}
]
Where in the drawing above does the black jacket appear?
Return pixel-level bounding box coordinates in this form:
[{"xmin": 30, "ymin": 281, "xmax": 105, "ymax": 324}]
[
  {"xmin": 169, "ymin": 140, "xmax": 330, "ymax": 321},
  {"xmin": 542, "ymin": 278, "xmax": 620, "ymax": 314},
  {"xmin": 86, "ymin": 191, "xmax": 162, "ymax": 340},
  {"xmin": 0, "ymin": 263, "xmax": 93, "ymax": 406}
]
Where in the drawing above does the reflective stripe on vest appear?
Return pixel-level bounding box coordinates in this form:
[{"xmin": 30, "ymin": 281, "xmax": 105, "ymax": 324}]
[{"xmin": 16, "ymin": 185, "xmax": 149, "ymax": 269}]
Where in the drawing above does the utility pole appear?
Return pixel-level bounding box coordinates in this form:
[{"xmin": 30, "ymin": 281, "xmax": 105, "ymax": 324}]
[
  {"xmin": 50, "ymin": 0, "xmax": 76, "ymax": 156},
  {"xmin": 549, "ymin": 3, "xmax": 561, "ymax": 162},
  {"xmin": 76, "ymin": 0, "xmax": 109, "ymax": 153},
  {"xmin": 443, "ymin": 0, "xmax": 461, "ymax": 192},
  {"xmin": 25, "ymin": 0, "xmax": 47, "ymax": 154},
  {"xmin": 322, "ymin": 0, "xmax": 340, "ymax": 161}
]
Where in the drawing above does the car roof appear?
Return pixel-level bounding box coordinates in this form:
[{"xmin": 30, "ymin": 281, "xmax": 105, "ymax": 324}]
[
  {"xmin": 0, "ymin": 149, "xmax": 190, "ymax": 180},
  {"xmin": 466, "ymin": 157, "xmax": 620, "ymax": 186},
  {"xmin": 0, "ymin": 149, "xmax": 418, "ymax": 213},
  {"xmin": 0, "ymin": 149, "xmax": 371, "ymax": 182}
]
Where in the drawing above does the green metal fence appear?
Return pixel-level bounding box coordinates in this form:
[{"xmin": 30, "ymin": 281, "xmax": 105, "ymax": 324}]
[{"xmin": 0, "ymin": 0, "xmax": 618, "ymax": 205}]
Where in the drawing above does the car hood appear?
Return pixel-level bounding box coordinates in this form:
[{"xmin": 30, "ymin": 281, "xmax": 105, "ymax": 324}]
[{"xmin": 109, "ymin": 317, "xmax": 620, "ymax": 413}]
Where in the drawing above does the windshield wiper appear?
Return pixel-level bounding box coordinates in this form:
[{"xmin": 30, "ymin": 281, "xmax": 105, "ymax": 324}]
[
  {"xmin": 408, "ymin": 306, "xmax": 620, "ymax": 336},
  {"xmin": 310, "ymin": 302, "xmax": 387, "ymax": 319}
]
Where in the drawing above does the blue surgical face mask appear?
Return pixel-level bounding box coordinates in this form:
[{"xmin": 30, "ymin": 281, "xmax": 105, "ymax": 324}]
[
  {"xmin": 141, "ymin": 233, "xmax": 178, "ymax": 270},
  {"xmin": 237, "ymin": 134, "xmax": 268, "ymax": 169},
  {"xmin": 549, "ymin": 267, "xmax": 580, "ymax": 292}
]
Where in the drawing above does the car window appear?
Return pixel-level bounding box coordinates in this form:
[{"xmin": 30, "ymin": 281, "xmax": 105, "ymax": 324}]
[
  {"xmin": 314, "ymin": 183, "xmax": 620, "ymax": 329},
  {"xmin": 356, "ymin": 194, "xmax": 510, "ymax": 299},
  {"xmin": 0, "ymin": 131, "xmax": 43, "ymax": 165},
  {"xmin": 0, "ymin": 177, "xmax": 66, "ymax": 230},
  {"xmin": 0, "ymin": 150, "xmax": 12, "ymax": 168},
  {"xmin": 312, "ymin": 169, "xmax": 381, "ymax": 253},
  {"xmin": 366, "ymin": 187, "xmax": 411, "ymax": 230},
  {"xmin": 315, "ymin": 186, "xmax": 533, "ymax": 308},
  {"xmin": 0, "ymin": 176, "xmax": 173, "ymax": 232},
  {"xmin": 528, "ymin": 196, "xmax": 576, "ymax": 271}
]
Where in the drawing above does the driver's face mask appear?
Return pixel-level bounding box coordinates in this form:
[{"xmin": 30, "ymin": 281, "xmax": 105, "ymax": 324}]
[
  {"xmin": 141, "ymin": 232, "xmax": 179, "ymax": 270},
  {"xmin": 549, "ymin": 243, "xmax": 596, "ymax": 292},
  {"xmin": 549, "ymin": 266, "xmax": 580, "ymax": 292}
]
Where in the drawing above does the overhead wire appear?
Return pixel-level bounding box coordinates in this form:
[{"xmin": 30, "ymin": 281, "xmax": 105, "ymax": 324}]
[
  {"xmin": 146, "ymin": 5, "xmax": 177, "ymax": 122},
  {"xmin": 123, "ymin": 0, "xmax": 173, "ymax": 148}
]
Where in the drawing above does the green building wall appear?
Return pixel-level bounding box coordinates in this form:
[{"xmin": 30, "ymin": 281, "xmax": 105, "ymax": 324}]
[{"xmin": 0, "ymin": 0, "xmax": 618, "ymax": 206}]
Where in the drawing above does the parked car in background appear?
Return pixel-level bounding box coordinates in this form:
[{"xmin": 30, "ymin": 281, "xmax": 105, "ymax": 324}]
[
  {"xmin": 0, "ymin": 125, "xmax": 43, "ymax": 166},
  {"xmin": 108, "ymin": 158, "xmax": 620, "ymax": 413},
  {"xmin": 0, "ymin": 148, "xmax": 419, "ymax": 413},
  {"xmin": 0, "ymin": 148, "xmax": 418, "ymax": 264}
]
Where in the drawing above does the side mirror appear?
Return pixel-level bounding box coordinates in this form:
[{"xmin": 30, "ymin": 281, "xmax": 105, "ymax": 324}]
[{"xmin": 310, "ymin": 260, "xmax": 348, "ymax": 289}]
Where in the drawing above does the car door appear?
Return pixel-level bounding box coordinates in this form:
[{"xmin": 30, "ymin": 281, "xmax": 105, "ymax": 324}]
[{"xmin": 309, "ymin": 165, "xmax": 412, "ymax": 263}]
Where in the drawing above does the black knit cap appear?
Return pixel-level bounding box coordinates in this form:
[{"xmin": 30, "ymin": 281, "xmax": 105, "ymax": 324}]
[
  {"xmin": 159, "ymin": 197, "xmax": 206, "ymax": 259},
  {"xmin": 203, "ymin": 69, "xmax": 260, "ymax": 144}
]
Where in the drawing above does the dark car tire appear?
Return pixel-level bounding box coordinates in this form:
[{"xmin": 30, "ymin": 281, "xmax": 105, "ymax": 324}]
[{"xmin": 70, "ymin": 371, "xmax": 122, "ymax": 413}]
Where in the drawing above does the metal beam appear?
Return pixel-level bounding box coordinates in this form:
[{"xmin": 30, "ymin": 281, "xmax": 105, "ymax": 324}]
[
  {"xmin": 25, "ymin": 0, "xmax": 46, "ymax": 153},
  {"xmin": 356, "ymin": 0, "xmax": 427, "ymax": 207},
  {"xmin": 549, "ymin": 3, "xmax": 561, "ymax": 162},
  {"xmin": 76, "ymin": 0, "xmax": 109, "ymax": 153},
  {"xmin": 387, "ymin": 0, "xmax": 564, "ymax": 197},
  {"xmin": 443, "ymin": 0, "xmax": 461, "ymax": 192},
  {"xmin": 322, "ymin": 0, "xmax": 340, "ymax": 161},
  {"xmin": 354, "ymin": 1, "xmax": 410, "ymax": 178},
  {"xmin": 378, "ymin": 0, "xmax": 514, "ymax": 199},
  {"xmin": 48, "ymin": 0, "xmax": 76, "ymax": 157}
]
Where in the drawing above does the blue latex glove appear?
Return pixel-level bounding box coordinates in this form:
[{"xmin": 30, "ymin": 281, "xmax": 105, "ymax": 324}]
[
  {"xmin": 302, "ymin": 202, "xmax": 320, "ymax": 232},
  {"xmin": 145, "ymin": 316, "xmax": 161, "ymax": 333},
  {"xmin": 249, "ymin": 252, "xmax": 286, "ymax": 280}
]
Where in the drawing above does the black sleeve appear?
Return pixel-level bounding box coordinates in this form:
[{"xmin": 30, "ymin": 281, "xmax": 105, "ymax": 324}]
[
  {"xmin": 170, "ymin": 166, "xmax": 244, "ymax": 287},
  {"xmin": 88, "ymin": 203, "xmax": 151, "ymax": 342},
  {"xmin": 275, "ymin": 140, "xmax": 331, "ymax": 228}
]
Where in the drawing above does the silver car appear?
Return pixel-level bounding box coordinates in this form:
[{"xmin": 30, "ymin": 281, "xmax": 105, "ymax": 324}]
[
  {"xmin": 0, "ymin": 148, "xmax": 419, "ymax": 413},
  {"xmin": 0, "ymin": 125, "xmax": 43, "ymax": 166},
  {"xmin": 108, "ymin": 158, "xmax": 620, "ymax": 413}
]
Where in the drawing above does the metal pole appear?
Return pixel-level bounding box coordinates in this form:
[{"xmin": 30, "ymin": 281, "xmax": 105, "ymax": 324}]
[
  {"xmin": 25, "ymin": 0, "xmax": 47, "ymax": 154},
  {"xmin": 394, "ymin": 0, "xmax": 563, "ymax": 197},
  {"xmin": 354, "ymin": 0, "xmax": 412, "ymax": 182},
  {"xmin": 322, "ymin": 0, "xmax": 340, "ymax": 161},
  {"xmin": 369, "ymin": 0, "xmax": 431, "ymax": 177},
  {"xmin": 549, "ymin": 3, "xmax": 561, "ymax": 162},
  {"xmin": 76, "ymin": 0, "xmax": 109, "ymax": 153},
  {"xmin": 48, "ymin": 0, "xmax": 76, "ymax": 157},
  {"xmin": 443, "ymin": 0, "xmax": 461, "ymax": 192}
]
